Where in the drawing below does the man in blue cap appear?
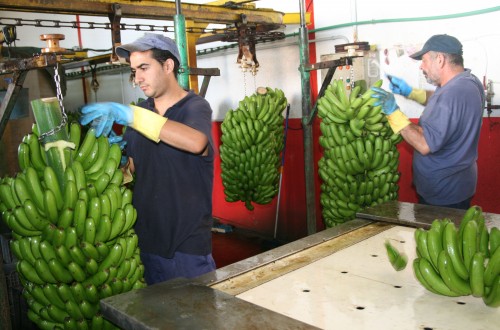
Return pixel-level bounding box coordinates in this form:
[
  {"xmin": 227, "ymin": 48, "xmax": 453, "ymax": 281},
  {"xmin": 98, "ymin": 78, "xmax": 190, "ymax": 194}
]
[
  {"xmin": 371, "ymin": 34, "xmax": 485, "ymax": 209},
  {"xmin": 80, "ymin": 33, "xmax": 216, "ymax": 285}
]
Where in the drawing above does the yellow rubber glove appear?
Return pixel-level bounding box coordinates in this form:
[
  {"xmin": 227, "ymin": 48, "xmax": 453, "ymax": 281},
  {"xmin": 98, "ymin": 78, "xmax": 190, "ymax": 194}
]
[
  {"xmin": 81, "ymin": 102, "xmax": 168, "ymax": 143},
  {"xmin": 408, "ymin": 89, "xmax": 427, "ymax": 105},
  {"xmin": 130, "ymin": 105, "xmax": 168, "ymax": 142},
  {"xmin": 387, "ymin": 109, "xmax": 411, "ymax": 134}
]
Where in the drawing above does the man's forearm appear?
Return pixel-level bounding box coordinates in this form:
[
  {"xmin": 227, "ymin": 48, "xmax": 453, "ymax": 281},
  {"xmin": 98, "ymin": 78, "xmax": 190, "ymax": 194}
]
[{"xmin": 400, "ymin": 123, "xmax": 431, "ymax": 155}]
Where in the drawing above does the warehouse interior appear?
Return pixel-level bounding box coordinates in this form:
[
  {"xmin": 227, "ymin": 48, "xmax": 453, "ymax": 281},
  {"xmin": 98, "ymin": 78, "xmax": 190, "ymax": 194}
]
[{"xmin": 1, "ymin": 1, "xmax": 500, "ymax": 329}]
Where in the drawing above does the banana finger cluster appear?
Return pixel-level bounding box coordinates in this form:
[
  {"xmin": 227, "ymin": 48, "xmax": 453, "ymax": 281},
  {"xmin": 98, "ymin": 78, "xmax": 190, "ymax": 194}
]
[
  {"xmin": 0, "ymin": 123, "xmax": 145, "ymax": 329},
  {"xmin": 220, "ymin": 88, "xmax": 287, "ymax": 211},
  {"xmin": 412, "ymin": 205, "xmax": 500, "ymax": 307},
  {"xmin": 317, "ymin": 79, "xmax": 403, "ymax": 227}
]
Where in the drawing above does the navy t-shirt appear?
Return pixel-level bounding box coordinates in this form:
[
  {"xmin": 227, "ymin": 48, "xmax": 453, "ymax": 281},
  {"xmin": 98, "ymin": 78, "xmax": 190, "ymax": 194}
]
[
  {"xmin": 124, "ymin": 91, "xmax": 214, "ymax": 258},
  {"xmin": 413, "ymin": 69, "xmax": 484, "ymax": 205}
]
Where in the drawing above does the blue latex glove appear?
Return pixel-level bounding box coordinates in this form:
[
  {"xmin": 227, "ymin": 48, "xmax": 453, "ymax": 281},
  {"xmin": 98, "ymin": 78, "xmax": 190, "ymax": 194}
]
[
  {"xmin": 371, "ymin": 87, "xmax": 399, "ymax": 115},
  {"xmin": 387, "ymin": 75, "xmax": 412, "ymax": 97},
  {"xmin": 108, "ymin": 130, "xmax": 128, "ymax": 167},
  {"xmin": 108, "ymin": 130, "xmax": 127, "ymax": 150},
  {"xmin": 80, "ymin": 102, "xmax": 133, "ymax": 137}
]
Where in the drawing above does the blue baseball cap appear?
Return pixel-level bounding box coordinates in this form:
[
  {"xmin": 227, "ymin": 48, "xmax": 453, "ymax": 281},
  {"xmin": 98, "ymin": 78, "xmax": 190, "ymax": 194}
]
[
  {"xmin": 116, "ymin": 33, "xmax": 180, "ymax": 63},
  {"xmin": 410, "ymin": 34, "xmax": 463, "ymax": 60}
]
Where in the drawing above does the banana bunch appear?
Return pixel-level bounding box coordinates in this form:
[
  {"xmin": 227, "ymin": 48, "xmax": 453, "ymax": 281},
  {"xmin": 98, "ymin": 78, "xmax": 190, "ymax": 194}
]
[
  {"xmin": 412, "ymin": 205, "xmax": 500, "ymax": 307},
  {"xmin": 317, "ymin": 79, "xmax": 402, "ymax": 227},
  {"xmin": 220, "ymin": 87, "xmax": 287, "ymax": 211},
  {"xmin": 0, "ymin": 122, "xmax": 146, "ymax": 329}
]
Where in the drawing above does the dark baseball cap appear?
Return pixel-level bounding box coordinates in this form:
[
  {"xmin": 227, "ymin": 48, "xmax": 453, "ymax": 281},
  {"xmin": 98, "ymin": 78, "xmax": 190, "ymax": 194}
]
[
  {"xmin": 115, "ymin": 33, "xmax": 180, "ymax": 63},
  {"xmin": 410, "ymin": 34, "xmax": 463, "ymax": 60}
]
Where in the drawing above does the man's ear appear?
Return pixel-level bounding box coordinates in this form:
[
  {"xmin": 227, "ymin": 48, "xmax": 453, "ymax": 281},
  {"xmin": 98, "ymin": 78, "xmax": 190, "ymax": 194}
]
[{"xmin": 164, "ymin": 58, "xmax": 176, "ymax": 74}]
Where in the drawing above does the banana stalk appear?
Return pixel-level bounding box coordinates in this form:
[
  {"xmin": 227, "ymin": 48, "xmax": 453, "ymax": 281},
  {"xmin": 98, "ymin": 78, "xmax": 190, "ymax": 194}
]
[{"xmin": 31, "ymin": 97, "xmax": 71, "ymax": 189}]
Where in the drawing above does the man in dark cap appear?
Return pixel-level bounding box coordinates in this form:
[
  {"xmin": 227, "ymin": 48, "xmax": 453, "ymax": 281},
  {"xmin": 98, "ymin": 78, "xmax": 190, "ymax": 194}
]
[
  {"xmin": 80, "ymin": 33, "xmax": 216, "ymax": 285},
  {"xmin": 371, "ymin": 34, "xmax": 485, "ymax": 209}
]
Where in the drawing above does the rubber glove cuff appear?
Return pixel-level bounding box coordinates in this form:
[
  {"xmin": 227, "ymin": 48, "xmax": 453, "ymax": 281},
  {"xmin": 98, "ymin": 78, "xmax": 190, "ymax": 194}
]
[
  {"xmin": 408, "ymin": 89, "xmax": 427, "ymax": 105},
  {"xmin": 130, "ymin": 105, "xmax": 168, "ymax": 142},
  {"xmin": 387, "ymin": 109, "xmax": 411, "ymax": 134}
]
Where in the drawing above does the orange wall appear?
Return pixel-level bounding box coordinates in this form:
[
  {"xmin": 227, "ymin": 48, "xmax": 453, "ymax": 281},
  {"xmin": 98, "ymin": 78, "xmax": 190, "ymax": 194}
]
[{"xmin": 212, "ymin": 117, "xmax": 500, "ymax": 243}]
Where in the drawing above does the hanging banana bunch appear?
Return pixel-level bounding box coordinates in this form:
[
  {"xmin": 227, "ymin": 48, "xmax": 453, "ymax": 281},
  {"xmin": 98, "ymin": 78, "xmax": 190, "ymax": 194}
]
[
  {"xmin": 220, "ymin": 87, "xmax": 287, "ymax": 211},
  {"xmin": 0, "ymin": 100, "xmax": 146, "ymax": 330},
  {"xmin": 317, "ymin": 79, "xmax": 403, "ymax": 227}
]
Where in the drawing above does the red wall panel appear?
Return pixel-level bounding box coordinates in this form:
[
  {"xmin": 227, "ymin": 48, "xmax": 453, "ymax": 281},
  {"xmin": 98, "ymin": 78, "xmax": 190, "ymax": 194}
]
[{"xmin": 212, "ymin": 117, "xmax": 500, "ymax": 243}]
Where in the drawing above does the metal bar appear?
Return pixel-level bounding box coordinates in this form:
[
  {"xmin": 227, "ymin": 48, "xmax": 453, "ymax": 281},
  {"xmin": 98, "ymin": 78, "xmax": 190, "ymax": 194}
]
[
  {"xmin": 198, "ymin": 76, "xmax": 211, "ymax": 98},
  {"xmin": 188, "ymin": 67, "xmax": 220, "ymax": 76},
  {"xmin": 356, "ymin": 200, "xmax": 500, "ymax": 230},
  {"xmin": 0, "ymin": 71, "xmax": 27, "ymax": 141},
  {"xmin": 298, "ymin": 0, "xmax": 316, "ymax": 235},
  {"xmin": 0, "ymin": 0, "xmax": 283, "ymax": 25},
  {"xmin": 306, "ymin": 57, "xmax": 354, "ymax": 71}
]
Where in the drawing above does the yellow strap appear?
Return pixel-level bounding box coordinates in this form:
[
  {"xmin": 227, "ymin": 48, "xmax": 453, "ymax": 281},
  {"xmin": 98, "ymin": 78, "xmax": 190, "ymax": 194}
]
[
  {"xmin": 130, "ymin": 105, "xmax": 168, "ymax": 142},
  {"xmin": 387, "ymin": 109, "xmax": 411, "ymax": 134}
]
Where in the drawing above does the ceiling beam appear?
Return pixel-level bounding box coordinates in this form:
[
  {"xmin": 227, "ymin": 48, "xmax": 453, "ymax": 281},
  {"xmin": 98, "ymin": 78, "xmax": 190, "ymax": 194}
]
[{"xmin": 0, "ymin": 0, "xmax": 284, "ymax": 25}]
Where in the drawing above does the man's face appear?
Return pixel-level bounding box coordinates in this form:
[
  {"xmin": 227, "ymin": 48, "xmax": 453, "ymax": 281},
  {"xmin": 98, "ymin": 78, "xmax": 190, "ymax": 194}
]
[
  {"xmin": 420, "ymin": 51, "xmax": 441, "ymax": 87},
  {"xmin": 130, "ymin": 50, "xmax": 169, "ymax": 98}
]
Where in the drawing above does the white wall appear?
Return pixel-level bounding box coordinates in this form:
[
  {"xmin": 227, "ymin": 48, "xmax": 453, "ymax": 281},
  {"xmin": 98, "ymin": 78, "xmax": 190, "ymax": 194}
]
[{"xmin": 4, "ymin": 1, "xmax": 500, "ymax": 120}]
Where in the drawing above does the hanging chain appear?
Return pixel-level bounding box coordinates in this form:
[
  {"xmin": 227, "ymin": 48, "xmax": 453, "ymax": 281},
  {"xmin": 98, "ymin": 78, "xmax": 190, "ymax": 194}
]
[
  {"xmin": 90, "ymin": 64, "xmax": 100, "ymax": 101},
  {"xmin": 243, "ymin": 70, "xmax": 247, "ymax": 96},
  {"xmin": 39, "ymin": 62, "xmax": 68, "ymax": 141}
]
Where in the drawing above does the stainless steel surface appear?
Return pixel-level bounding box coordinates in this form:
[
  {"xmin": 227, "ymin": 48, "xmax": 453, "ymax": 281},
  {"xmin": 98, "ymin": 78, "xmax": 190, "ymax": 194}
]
[
  {"xmin": 101, "ymin": 279, "xmax": 318, "ymax": 330},
  {"xmin": 101, "ymin": 219, "xmax": 375, "ymax": 329},
  {"xmin": 357, "ymin": 200, "xmax": 500, "ymax": 229},
  {"xmin": 100, "ymin": 203, "xmax": 500, "ymax": 329}
]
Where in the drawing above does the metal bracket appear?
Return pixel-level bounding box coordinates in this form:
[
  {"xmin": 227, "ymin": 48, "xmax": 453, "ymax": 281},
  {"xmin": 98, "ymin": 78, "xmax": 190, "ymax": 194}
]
[
  {"xmin": 109, "ymin": 3, "xmax": 122, "ymax": 63},
  {"xmin": 189, "ymin": 67, "xmax": 221, "ymax": 98},
  {"xmin": 0, "ymin": 53, "xmax": 58, "ymax": 141},
  {"xmin": 303, "ymin": 56, "xmax": 355, "ymax": 126}
]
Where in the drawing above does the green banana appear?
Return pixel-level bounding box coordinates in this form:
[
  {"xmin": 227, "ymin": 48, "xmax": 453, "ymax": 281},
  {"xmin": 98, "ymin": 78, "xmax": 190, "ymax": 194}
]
[
  {"xmin": 484, "ymin": 246, "xmax": 500, "ymax": 287},
  {"xmin": 427, "ymin": 226, "xmax": 443, "ymax": 269},
  {"xmin": 418, "ymin": 257, "xmax": 461, "ymax": 297},
  {"xmin": 437, "ymin": 250, "xmax": 471, "ymax": 296},
  {"xmin": 462, "ymin": 219, "xmax": 478, "ymax": 272},
  {"xmin": 483, "ymin": 274, "xmax": 500, "ymax": 307},
  {"xmin": 43, "ymin": 166, "xmax": 64, "ymax": 210},
  {"xmin": 443, "ymin": 222, "xmax": 469, "ymax": 280},
  {"xmin": 385, "ymin": 241, "xmax": 407, "ymax": 271},
  {"xmin": 490, "ymin": 227, "xmax": 500, "ymax": 255},
  {"xmin": 469, "ymin": 252, "xmax": 485, "ymax": 297}
]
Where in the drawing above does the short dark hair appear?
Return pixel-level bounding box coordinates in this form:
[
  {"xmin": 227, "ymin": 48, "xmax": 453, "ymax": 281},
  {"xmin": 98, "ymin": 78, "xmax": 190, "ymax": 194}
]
[
  {"xmin": 445, "ymin": 53, "xmax": 464, "ymax": 67},
  {"xmin": 151, "ymin": 48, "xmax": 180, "ymax": 78}
]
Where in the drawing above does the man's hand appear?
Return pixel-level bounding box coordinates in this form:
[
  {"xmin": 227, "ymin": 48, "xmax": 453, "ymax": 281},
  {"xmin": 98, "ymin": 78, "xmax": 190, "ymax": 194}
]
[
  {"xmin": 387, "ymin": 75, "xmax": 412, "ymax": 97},
  {"xmin": 370, "ymin": 87, "xmax": 410, "ymax": 134},
  {"xmin": 387, "ymin": 75, "xmax": 427, "ymax": 104},
  {"xmin": 81, "ymin": 102, "xmax": 167, "ymax": 143},
  {"xmin": 370, "ymin": 87, "xmax": 399, "ymax": 115},
  {"xmin": 80, "ymin": 102, "xmax": 133, "ymax": 137}
]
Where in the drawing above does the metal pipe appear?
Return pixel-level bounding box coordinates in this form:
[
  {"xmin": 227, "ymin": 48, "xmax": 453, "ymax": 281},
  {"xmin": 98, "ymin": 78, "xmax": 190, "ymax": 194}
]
[
  {"xmin": 174, "ymin": 0, "xmax": 189, "ymax": 90},
  {"xmin": 298, "ymin": 0, "xmax": 317, "ymax": 235}
]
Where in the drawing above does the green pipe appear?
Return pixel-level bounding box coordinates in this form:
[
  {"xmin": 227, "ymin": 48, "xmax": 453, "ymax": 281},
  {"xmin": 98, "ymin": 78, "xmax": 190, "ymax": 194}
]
[
  {"xmin": 307, "ymin": 5, "xmax": 500, "ymax": 34},
  {"xmin": 196, "ymin": 6, "xmax": 500, "ymax": 57},
  {"xmin": 298, "ymin": 1, "xmax": 317, "ymax": 235},
  {"xmin": 174, "ymin": 14, "xmax": 189, "ymax": 90}
]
